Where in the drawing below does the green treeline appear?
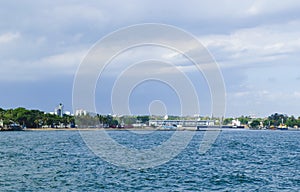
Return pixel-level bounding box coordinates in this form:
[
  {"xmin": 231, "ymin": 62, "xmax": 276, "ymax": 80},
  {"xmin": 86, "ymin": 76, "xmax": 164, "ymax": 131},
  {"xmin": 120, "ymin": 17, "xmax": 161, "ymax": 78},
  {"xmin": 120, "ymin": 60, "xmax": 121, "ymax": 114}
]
[
  {"xmin": 76, "ymin": 114, "xmax": 150, "ymax": 128},
  {"xmin": 0, "ymin": 107, "xmax": 74, "ymax": 128},
  {"xmin": 0, "ymin": 107, "xmax": 150, "ymax": 128},
  {"xmin": 223, "ymin": 113, "xmax": 300, "ymax": 128}
]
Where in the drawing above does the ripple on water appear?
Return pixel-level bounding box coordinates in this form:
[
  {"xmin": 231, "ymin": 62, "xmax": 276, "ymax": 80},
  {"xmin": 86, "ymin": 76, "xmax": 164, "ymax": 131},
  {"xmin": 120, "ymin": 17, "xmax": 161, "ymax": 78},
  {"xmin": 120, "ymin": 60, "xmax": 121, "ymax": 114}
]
[{"xmin": 0, "ymin": 130, "xmax": 299, "ymax": 191}]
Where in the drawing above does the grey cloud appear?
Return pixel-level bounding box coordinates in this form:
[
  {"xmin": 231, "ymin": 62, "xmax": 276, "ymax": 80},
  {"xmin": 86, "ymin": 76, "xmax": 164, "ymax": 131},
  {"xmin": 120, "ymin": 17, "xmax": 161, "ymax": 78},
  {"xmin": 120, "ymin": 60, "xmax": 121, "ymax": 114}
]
[{"xmin": 1, "ymin": 0, "xmax": 300, "ymax": 116}]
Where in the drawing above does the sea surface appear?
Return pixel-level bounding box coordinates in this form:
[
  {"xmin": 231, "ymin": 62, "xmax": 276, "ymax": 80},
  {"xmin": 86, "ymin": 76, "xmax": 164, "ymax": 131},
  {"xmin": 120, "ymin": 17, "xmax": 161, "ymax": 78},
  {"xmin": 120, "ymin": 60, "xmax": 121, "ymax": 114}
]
[{"xmin": 0, "ymin": 130, "xmax": 299, "ymax": 191}]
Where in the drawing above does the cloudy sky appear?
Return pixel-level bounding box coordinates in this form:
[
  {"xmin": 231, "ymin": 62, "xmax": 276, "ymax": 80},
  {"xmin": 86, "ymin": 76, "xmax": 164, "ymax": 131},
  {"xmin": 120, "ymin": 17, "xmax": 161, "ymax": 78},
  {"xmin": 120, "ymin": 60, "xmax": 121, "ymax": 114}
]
[{"xmin": 1, "ymin": 0, "xmax": 300, "ymax": 117}]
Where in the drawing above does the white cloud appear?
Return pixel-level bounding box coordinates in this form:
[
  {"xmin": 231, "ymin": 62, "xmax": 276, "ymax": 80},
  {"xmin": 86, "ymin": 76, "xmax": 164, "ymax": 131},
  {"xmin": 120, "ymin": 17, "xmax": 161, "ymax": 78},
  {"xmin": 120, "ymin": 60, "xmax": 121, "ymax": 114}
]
[
  {"xmin": 226, "ymin": 88, "xmax": 300, "ymax": 117},
  {"xmin": 292, "ymin": 91, "xmax": 300, "ymax": 98},
  {"xmin": 0, "ymin": 49, "xmax": 87, "ymax": 82},
  {"xmin": 233, "ymin": 91, "xmax": 250, "ymax": 98},
  {"xmin": 247, "ymin": 0, "xmax": 300, "ymax": 15},
  {"xmin": 200, "ymin": 20, "xmax": 300, "ymax": 68},
  {"xmin": 0, "ymin": 32, "xmax": 20, "ymax": 44}
]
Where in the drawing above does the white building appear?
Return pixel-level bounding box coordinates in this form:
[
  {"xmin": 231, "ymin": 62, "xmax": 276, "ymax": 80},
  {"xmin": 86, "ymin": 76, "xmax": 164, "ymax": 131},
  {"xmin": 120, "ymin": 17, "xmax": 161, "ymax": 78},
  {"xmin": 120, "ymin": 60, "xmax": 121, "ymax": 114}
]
[
  {"xmin": 149, "ymin": 119, "xmax": 215, "ymax": 127},
  {"xmin": 232, "ymin": 119, "xmax": 241, "ymax": 126},
  {"xmin": 75, "ymin": 109, "xmax": 87, "ymax": 116},
  {"xmin": 64, "ymin": 111, "xmax": 72, "ymax": 116}
]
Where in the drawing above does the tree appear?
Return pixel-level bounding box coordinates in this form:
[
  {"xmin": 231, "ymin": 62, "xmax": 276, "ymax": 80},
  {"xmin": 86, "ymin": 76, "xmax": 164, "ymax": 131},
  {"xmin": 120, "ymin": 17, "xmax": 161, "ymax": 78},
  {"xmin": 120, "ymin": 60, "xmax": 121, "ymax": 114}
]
[
  {"xmin": 0, "ymin": 107, "xmax": 78, "ymax": 129},
  {"xmin": 263, "ymin": 119, "xmax": 270, "ymax": 128},
  {"xmin": 250, "ymin": 120, "xmax": 260, "ymax": 129},
  {"xmin": 268, "ymin": 113, "xmax": 287, "ymax": 126},
  {"xmin": 286, "ymin": 116, "xmax": 297, "ymax": 127},
  {"xmin": 223, "ymin": 118, "xmax": 233, "ymax": 125},
  {"xmin": 238, "ymin": 116, "xmax": 250, "ymax": 125},
  {"xmin": 97, "ymin": 114, "xmax": 104, "ymax": 125},
  {"xmin": 137, "ymin": 115, "xmax": 149, "ymax": 123},
  {"xmin": 297, "ymin": 117, "xmax": 300, "ymax": 127},
  {"xmin": 0, "ymin": 108, "xmax": 6, "ymax": 125},
  {"xmin": 43, "ymin": 113, "xmax": 55, "ymax": 127}
]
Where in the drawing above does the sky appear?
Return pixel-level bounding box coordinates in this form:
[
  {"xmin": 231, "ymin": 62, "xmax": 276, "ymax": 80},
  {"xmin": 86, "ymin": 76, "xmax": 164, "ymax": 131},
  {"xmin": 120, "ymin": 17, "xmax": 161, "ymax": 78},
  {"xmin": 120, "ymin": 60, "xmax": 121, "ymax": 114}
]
[{"xmin": 1, "ymin": 0, "xmax": 300, "ymax": 117}]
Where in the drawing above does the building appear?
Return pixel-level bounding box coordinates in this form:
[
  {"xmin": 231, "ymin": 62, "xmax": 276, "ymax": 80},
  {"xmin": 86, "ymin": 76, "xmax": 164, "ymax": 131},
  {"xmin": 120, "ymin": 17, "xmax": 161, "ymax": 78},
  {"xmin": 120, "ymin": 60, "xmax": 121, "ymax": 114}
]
[
  {"xmin": 232, "ymin": 119, "xmax": 241, "ymax": 126},
  {"xmin": 75, "ymin": 109, "xmax": 87, "ymax": 116},
  {"xmin": 64, "ymin": 111, "xmax": 72, "ymax": 116},
  {"xmin": 55, "ymin": 103, "xmax": 64, "ymax": 117},
  {"xmin": 149, "ymin": 119, "xmax": 215, "ymax": 127}
]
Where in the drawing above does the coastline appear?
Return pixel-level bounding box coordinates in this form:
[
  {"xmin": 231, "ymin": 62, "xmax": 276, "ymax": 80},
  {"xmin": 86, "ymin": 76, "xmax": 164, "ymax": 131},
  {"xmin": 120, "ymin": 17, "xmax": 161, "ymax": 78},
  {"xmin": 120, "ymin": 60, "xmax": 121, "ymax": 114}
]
[
  {"xmin": 24, "ymin": 127, "xmax": 299, "ymax": 131},
  {"xmin": 25, "ymin": 127, "xmax": 197, "ymax": 131}
]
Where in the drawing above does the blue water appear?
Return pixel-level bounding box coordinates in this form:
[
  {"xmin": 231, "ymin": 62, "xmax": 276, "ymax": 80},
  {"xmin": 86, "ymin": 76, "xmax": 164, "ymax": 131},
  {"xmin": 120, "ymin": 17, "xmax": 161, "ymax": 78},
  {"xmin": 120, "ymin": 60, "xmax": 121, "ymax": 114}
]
[{"xmin": 0, "ymin": 130, "xmax": 299, "ymax": 191}]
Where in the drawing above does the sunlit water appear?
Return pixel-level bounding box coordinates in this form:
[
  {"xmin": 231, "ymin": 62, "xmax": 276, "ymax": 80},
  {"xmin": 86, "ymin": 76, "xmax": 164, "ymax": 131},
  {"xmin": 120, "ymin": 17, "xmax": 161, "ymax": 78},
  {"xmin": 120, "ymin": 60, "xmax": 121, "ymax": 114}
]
[{"xmin": 0, "ymin": 130, "xmax": 299, "ymax": 191}]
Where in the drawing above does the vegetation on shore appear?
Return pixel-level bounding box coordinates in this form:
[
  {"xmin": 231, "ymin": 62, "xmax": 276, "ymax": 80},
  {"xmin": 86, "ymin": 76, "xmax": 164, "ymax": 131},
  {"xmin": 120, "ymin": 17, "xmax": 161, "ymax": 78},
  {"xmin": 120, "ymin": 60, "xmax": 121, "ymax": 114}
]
[
  {"xmin": 0, "ymin": 107, "xmax": 148, "ymax": 129},
  {"xmin": 1, "ymin": 107, "xmax": 300, "ymax": 130},
  {"xmin": 223, "ymin": 113, "xmax": 300, "ymax": 129},
  {"xmin": 0, "ymin": 107, "xmax": 75, "ymax": 128}
]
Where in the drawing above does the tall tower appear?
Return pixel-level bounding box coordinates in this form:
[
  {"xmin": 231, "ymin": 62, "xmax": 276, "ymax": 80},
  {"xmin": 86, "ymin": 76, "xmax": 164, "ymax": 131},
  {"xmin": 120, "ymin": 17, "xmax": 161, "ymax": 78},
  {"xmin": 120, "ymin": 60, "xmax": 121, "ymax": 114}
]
[{"xmin": 55, "ymin": 103, "xmax": 64, "ymax": 117}]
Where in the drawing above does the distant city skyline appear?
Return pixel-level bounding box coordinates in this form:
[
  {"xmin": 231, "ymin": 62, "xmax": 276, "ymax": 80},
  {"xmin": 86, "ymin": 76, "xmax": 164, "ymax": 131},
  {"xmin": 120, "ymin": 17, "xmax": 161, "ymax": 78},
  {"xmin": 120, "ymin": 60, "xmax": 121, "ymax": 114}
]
[{"xmin": 0, "ymin": 1, "xmax": 300, "ymax": 117}]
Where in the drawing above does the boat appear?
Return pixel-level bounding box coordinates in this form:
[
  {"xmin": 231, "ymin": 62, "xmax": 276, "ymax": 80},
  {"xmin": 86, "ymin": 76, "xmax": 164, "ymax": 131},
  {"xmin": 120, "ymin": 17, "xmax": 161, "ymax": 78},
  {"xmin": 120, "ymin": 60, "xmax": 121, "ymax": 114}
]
[
  {"xmin": 161, "ymin": 124, "xmax": 177, "ymax": 130},
  {"xmin": 7, "ymin": 123, "xmax": 24, "ymax": 131},
  {"xmin": 277, "ymin": 124, "xmax": 288, "ymax": 130},
  {"xmin": 277, "ymin": 118, "xmax": 288, "ymax": 130}
]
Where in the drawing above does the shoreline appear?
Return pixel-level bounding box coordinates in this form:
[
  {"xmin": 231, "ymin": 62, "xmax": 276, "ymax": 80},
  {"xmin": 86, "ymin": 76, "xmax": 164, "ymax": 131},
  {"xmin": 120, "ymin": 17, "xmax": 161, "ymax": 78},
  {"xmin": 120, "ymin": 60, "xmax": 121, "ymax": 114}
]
[
  {"xmin": 25, "ymin": 127, "xmax": 220, "ymax": 131},
  {"xmin": 25, "ymin": 127, "xmax": 196, "ymax": 131},
  {"xmin": 23, "ymin": 127, "xmax": 299, "ymax": 131}
]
